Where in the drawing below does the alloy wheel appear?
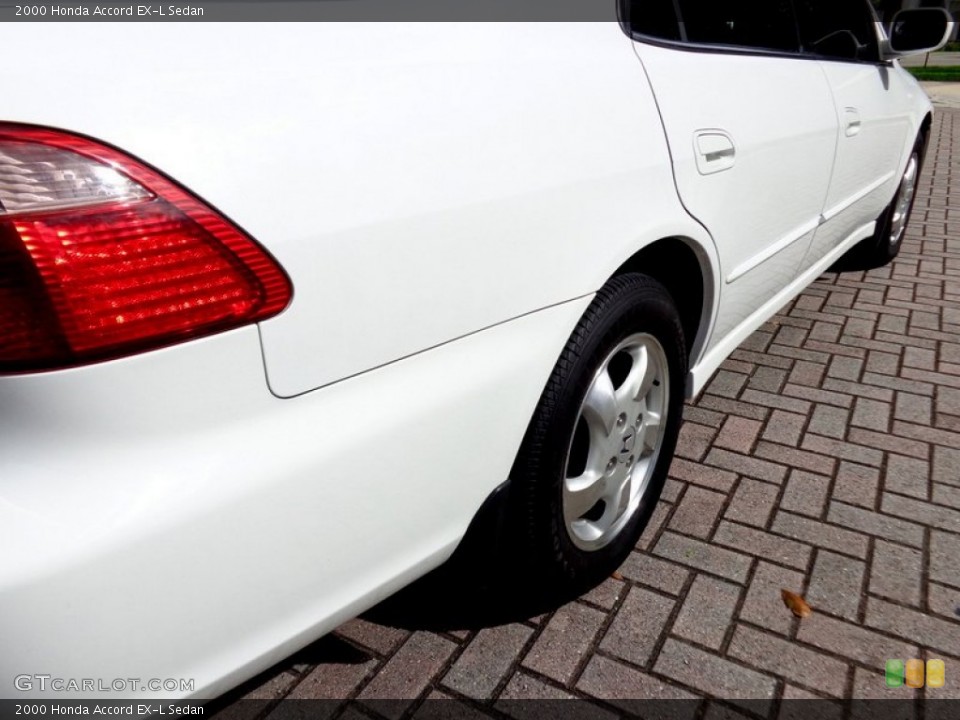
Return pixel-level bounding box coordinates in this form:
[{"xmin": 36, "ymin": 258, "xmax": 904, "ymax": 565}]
[
  {"xmin": 889, "ymin": 153, "xmax": 919, "ymax": 248},
  {"xmin": 562, "ymin": 333, "xmax": 670, "ymax": 551}
]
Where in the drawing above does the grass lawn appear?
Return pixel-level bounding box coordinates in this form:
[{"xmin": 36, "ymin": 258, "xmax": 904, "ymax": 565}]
[{"xmin": 907, "ymin": 66, "xmax": 960, "ymax": 82}]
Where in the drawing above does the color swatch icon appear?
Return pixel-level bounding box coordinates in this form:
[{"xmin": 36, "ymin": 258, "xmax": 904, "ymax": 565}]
[
  {"xmin": 906, "ymin": 659, "xmax": 925, "ymax": 688},
  {"xmin": 886, "ymin": 659, "xmax": 904, "ymax": 687},
  {"xmin": 886, "ymin": 659, "xmax": 946, "ymax": 688},
  {"xmin": 928, "ymin": 659, "xmax": 946, "ymax": 688}
]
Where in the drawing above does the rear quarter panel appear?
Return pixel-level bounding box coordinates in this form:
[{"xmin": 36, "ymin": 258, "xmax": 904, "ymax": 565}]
[{"xmin": 1, "ymin": 22, "xmax": 715, "ymax": 396}]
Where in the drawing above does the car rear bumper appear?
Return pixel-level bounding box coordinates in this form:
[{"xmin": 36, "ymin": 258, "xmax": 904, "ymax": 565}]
[{"xmin": 0, "ymin": 296, "xmax": 591, "ymax": 700}]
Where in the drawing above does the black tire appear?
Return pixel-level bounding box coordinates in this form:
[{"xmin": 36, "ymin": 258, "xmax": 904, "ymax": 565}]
[
  {"xmin": 837, "ymin": 134, "xmax": 927, "ymax": 270},
  {"xmin": 504, "ymin": 273, "xmax": 687, "ymax": 594}
]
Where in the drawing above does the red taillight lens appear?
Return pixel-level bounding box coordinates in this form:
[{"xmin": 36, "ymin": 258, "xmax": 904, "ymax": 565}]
[{"xmin": 0, "ymin": 124, "xmax": 291, "ymax": 373}]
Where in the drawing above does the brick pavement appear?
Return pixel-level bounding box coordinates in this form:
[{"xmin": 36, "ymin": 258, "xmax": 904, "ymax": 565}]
[{"xmin": 214, "ymin": 109, "xmax": 960, "ymax": 717}]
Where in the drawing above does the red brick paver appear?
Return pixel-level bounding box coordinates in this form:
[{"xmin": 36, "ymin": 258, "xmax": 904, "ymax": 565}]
[{"xmin": 215, "ymin": 109, "xmax": 960, "ymax": 714}]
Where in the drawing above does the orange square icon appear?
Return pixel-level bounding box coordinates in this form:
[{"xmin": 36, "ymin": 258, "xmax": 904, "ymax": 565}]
[
  {"xmin": 906, "ymin": 659, "xmax": 925, "ymax": 688},
  {"xmin": 927, "ymin": 659, "xmax": 946, "ymax": 689}
]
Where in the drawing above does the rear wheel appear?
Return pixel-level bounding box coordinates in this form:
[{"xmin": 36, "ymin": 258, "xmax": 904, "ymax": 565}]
[{"xmin": 505, "ymin": 273, "xmax": 687, "ymax": 592}]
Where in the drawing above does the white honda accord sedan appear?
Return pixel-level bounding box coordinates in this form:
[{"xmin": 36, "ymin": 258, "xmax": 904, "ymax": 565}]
[{"xmin": 1, "ymin": 2, "xmax": 952, "ymax": 701}]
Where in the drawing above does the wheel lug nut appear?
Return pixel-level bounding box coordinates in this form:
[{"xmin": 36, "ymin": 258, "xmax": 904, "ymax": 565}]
[
  {"xmin": 607, "ymin": 458, "xmax": 617, "ymax": 473},
  {"xmin": 617, "ymin": 413, "xmax": 627, "ymax": 427},
  {"xmin": 627, "ymin": 455, "xmax": 635, "ymax": 468}
]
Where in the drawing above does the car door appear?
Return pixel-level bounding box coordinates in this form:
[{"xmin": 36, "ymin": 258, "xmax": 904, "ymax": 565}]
[
  {"xmin": 794, "ymin": 0, "xmax": 918, "ymax": 267},
  {"xmin": 625, "ymin": 0, "xmax": 840, "ymax": 345}
]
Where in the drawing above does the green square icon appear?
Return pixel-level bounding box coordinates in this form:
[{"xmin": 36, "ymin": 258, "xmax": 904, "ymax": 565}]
[{"xmin": 886, "ymin": 659, "xmax": 905, "ymax": 688}]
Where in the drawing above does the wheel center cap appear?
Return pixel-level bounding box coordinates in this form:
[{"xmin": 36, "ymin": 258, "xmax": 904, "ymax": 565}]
[{"xmin": 619, "ymin": 427, "xmax": 637, "ymax": 457}]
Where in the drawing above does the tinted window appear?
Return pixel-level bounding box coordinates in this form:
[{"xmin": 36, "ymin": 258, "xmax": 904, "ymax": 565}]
[
  {"xmin": 625, "ymin": 0, "xmax": 800, "ymax": 53},
  {"xmin": 679, "ymin": 0, "xmax": 800, "ymax": 51},
  {"xmin": 794, "ymin": 0, "xmax": 881, "ymax": 61},
  {"xmin": 871, "ymin": 0, "xmax": 898, "ymax": 25},
  {"xmin": 624, "ymin": 0, "xmax": 682, "ymax": 42}
]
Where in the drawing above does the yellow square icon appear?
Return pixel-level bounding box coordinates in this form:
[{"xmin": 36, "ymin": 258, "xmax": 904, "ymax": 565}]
[
  {"xmin": 927, "ymin": 659, "xmax": 945, "ymax": 689},
  {"xmin": 906, "ymin": 659, "xmax": 925, "ymax": 688}
]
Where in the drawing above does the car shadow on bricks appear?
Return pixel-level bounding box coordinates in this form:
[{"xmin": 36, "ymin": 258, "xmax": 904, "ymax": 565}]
[
  {"xmin": 206, "ymin": 635, "xmax": 375, "ymax": 715},
  {"xmin": 362, "ymin": 560, "xmax": 580, "ymax": 632},
  {"xmin": 363, "ymin": 479, "xmax": 594, "ymax": 631}
]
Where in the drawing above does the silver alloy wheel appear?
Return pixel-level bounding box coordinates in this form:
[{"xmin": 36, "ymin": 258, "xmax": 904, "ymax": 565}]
[
  {"xmin": 562, "ymin": 333, "xmax": 670, "ymax": 552},
  {"xmin": 889, "ymin": 153, "xmax": 919, "ymax": 247}
]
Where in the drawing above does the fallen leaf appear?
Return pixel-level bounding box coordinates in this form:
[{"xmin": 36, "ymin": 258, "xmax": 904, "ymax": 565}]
[
  {"xmin": 611, "ymin": 571, "xmax": 624, "ymax": 581},
  {"xmin": 781, "ymin": 589, "xmax": 812, "ymax": 618}
]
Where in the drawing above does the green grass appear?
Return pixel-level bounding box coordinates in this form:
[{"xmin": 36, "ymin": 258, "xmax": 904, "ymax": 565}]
[
  {"xmin": 943, "ymin": 41, "xmax": 960, "ymax": 52},
  {"xmin": 907, "ymin": 66, "xmax": 960, "ymax": 82}
]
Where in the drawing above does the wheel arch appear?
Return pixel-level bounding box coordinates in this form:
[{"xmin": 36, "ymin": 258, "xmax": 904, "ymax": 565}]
[
  {"xmin": 920, "ymin": 112, "xmax": 933, "ymax": 142},
  {"xmin": 918, "ymin": 111, "xmax": 934, "ymax": 165},
  {"xmin": 609, "ymin": 236, "xmax": 717, "ymax": 387}
]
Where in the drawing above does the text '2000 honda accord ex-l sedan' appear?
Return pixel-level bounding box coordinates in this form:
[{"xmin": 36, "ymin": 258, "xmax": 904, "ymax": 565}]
[{"xmin": 1, "ymin": 1, "xmax": 954, "ymax": 702}]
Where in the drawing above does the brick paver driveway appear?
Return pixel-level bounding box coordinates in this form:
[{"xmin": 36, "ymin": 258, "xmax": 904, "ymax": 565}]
[{"xmin": 215, "ymin": 109, "xmax": 960, "ymax": 716}]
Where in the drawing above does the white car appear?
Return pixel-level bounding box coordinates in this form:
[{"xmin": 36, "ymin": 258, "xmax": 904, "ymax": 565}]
[{"xmin": 1, "ymin": 3, "xmax": 952, "ymax": 702}]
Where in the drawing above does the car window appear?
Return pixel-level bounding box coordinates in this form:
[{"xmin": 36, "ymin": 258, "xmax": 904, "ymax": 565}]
[
  {"xmin": 625, "ymin": 0, "xmax": 801, "ymax": 53},
  {"xmin": 870, "ymin": 0, "xmax": 895, "ymax": 25},
  {"xmin": 794, "ymin": 0, "xmax": 881, "ymax": 62},
  {"xmin": 624, "ymin": 0, "xmax": 683, "ymax": 42},
  {"xmin": 679, "ymin": 0, "xmax": 800, "ymax": 52}
]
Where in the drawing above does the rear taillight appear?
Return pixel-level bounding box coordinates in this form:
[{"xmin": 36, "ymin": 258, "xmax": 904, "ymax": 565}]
[{"xmin": 0, "ymin": 124, "xmax": 291, "ymax": 373}]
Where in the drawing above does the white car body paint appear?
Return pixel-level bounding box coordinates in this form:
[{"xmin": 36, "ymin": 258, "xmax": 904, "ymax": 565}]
[
  {"xmin": 1, "ymin": 298, "xmax": 592, "ymax": 700},
  {"xmin": 802, "ymin": 60, "xmax": 925, "ymax": 268},
  {"xmin": 633, "ymin": 42, "xmax": 841, "ymax": 345},
  {"xmin": 0, "ymin": 18, "xmax": 936, "ymax": 701}
]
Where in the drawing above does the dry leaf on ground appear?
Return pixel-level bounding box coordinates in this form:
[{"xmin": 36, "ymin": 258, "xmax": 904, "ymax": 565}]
[{"xmin": 781, "ymin": 589, "xmax": 812, "ymax": 618}]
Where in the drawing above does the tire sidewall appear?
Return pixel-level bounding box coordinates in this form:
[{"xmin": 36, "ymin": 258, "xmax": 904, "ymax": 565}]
[
  {"xmin": 877, "ymin": 138, "xmax": 926, "ymax": 262},
  {"xmin": 510, "ymin": 274, "xmax": 687, "ymax": 589}
]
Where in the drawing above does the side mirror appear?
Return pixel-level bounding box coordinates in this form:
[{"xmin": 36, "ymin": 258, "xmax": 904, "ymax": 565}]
[{"xmin": 880, "ymin": 8, "xmax": 954, "ymax": 60}]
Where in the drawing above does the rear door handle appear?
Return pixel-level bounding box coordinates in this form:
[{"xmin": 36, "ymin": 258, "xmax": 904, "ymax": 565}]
[
  {"xmin": 844, "ymin": 107, "xmax": 862, "ymax": 137},
  {"xmin": 694, "ymin": 131, "xmax": 736, "ymax": 175}
]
